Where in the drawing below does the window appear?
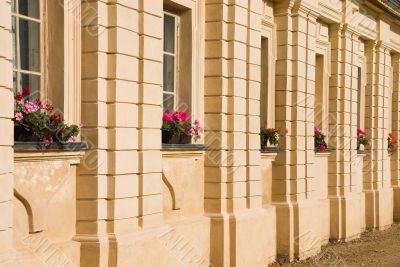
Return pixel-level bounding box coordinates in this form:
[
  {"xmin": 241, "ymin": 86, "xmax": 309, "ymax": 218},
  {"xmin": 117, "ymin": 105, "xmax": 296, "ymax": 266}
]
[
  {"xmin": 357, "ymin": 59, "xmax": 367, "ymax": 132},
  {"xmin": 12, "ymin": 0, "xmax": 42, "ymax": 98},
  {"xmin": 260, "ymin": 37, "xmax": 269, "ymax": 127},
  {"xmin": 357, "ymin": 67, "xmax": 364, "ymax": 130},
  {"xmin": 315, "ymin": 54, "xmax": 324, "ymax": 130},
  {"xmin": 163, "ymin": 12, "xmax": 180, "ymax": 111}
]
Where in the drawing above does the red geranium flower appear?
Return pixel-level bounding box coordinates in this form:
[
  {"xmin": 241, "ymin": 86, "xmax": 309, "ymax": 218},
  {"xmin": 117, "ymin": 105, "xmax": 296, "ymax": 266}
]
[
  {"xmin": 51, "ymin": 113, "xmax": 62, "ymax": 124},
  {"xmin": 45, "ymin": 104, "xmax": 54, "ymax": 112},
  {"xmin": 15, "ymin": 93, "xmax": 22, "ymax": 101},
  {"xmin": 22, "ymin": 87, "xmax": 30, "ymax": 96}
]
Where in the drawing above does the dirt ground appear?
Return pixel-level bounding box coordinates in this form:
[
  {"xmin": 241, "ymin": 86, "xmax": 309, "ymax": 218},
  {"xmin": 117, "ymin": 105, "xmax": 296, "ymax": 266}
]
[{"xmin": 271, "ymin": 224, "xmax": 400, "ymax": 267}]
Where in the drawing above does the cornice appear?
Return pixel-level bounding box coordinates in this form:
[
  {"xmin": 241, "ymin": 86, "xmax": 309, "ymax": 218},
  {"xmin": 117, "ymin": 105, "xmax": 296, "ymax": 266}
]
[{"xmin": 367, "ymin": 0, "xmax": 400, "ymax": 19}]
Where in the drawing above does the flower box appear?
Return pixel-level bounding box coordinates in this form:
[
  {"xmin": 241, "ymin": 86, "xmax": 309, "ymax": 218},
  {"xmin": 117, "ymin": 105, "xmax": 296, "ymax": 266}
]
[
  {"xmin": 13, "ymin": 88, "xmax": 81, "ymax": 147},
  {"xmin": 259, "ymin": 127, "xmax": 287, "ymax": 151},
  {"xmin": 161, "ymin": 110, "xmax": 202, "ymax": 145},
  {"xmin": 162, "ymin": 130, "xmax": 191, "ymax": 144}
]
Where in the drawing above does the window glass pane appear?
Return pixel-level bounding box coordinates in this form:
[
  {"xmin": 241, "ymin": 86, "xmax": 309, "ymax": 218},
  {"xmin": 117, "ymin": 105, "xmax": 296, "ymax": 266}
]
[
  {"xmin": 20, "ymin": 73, "xmax": 40, "ymax": 99},
  {"xmin": 164, "ymin": 15, "xmax": 175, "ymax": 53},
  {"xmin": 12, "ymin": 17, "xmax": 17, "ymax": 68},
  {"xmin": 163, "ymin": 94, "xmax": 174, "ymax": 111},
  {"xmin": 19, "ymin": 18, "xmax": 41, "ymax": 72},
  {"xmin": 163, "ymin": 54, "xmax": 175, "ymax": 92},
  {"xmin": 13, "ymin": 71, "xmax": 17, "ymax": 92},
  {"xmin": 11, "ymin": 0, "xmax": 16, "ymax": 13},
  {"xmin": 19, "ymin": 0, "xmax": 40, "ymax": 19}
]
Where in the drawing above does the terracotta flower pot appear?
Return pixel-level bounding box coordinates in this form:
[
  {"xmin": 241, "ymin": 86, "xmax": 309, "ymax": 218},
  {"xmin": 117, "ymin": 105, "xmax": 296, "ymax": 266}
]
[{"xmin": 162, "ymin": 130, "xmax": 191, "ymax": 144}]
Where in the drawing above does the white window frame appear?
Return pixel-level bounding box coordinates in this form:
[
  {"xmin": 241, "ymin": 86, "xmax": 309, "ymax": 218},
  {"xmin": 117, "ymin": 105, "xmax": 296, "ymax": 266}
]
[
  {"xmin": 163, "ymin": 11, "xmax": 180, "ymax": 111},
  {"xmin": 11, "ymin": 0, "xmax": 44, "ymax": 97}
]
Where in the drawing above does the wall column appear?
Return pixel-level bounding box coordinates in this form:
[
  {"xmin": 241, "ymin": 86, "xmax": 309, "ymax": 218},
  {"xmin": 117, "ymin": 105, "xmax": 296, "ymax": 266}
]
[
  {"xmin": 0, "ymin": 0, "xmax": 14, "ymax": 263},
  {"xmin": 327, "ymin": 24, "xmax": 364, "ymax": 241},
  {"xmin": 77, "ymin": 0, "xmax": 164, "ymax": 265},
  {"xmin": 272, "ymin": 1, "xmax": 321, "ymax": 260},
  {"xmin": 363, "ymin": 41, "xmax": 394, "ymax": 230},
  {"xmin": 204, "ymin": 0, "xmax": 275, "ymax": 266},
  {"xmin": 391, "ymin": 54, "xmax": 400, "ymax": 222}
]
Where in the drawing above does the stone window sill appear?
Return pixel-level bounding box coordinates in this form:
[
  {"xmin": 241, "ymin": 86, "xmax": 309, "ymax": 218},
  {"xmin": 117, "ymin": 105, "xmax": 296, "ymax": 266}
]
[
  {"xmin": 260, "ymin": 147, "xmax": 279, "ymax": 153},
  {"xmin": 357, "ymin": 150, "xmax": 369, "ymax": 155},
  {"xmin": 13, "ymin": 141, "xmax": 88, "ymax": 152},
  {"xmin": 161, "ymin": 143, "xmax": 207, "ymax": 152},
  {"xmin": 315, "ymin": 148, "xmax": 334, "ymax": 154}
]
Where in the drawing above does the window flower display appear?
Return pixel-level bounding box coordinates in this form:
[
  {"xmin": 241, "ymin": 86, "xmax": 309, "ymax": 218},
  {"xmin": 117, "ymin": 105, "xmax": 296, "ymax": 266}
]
[
  {"xmin": 13, "ymin": 88, "xmax": 81, "ymax": 146},
  {"xmin": 357, "ymin": 128, "xmax": 370, "ymax": 151},
  {"xmin": 314, "ymin": 127, "xmax": 328, "ymax": 152},
  {"xmin": 161, "ymin": 110, "xmax": 202, "ymax": 144},
  {"xmin": 259, "ymin": 127, "xmax": 288, "ymax": 149},
  {"xmin": 388, "ymin": 133, "xmax": 397, "ymax": 156}
]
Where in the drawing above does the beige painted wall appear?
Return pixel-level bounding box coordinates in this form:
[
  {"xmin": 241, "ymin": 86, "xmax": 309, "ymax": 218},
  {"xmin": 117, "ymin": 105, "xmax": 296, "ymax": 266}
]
[{"xmin": 2, "ymin": 0, "xmax": 400, "ymax": 266}]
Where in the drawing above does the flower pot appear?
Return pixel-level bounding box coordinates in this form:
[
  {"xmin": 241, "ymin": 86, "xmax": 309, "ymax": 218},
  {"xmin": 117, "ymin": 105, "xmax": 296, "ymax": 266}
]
[
  {"xmin": 162, "ymin": 130, "xmax": 191, "ymax": 144},
  {"xmin": 14, "ymin": 126, "xmax": 56, "ymax": 142},
  {"xmin": 358, "ymin": 144, "xmax": 365, "ymax": 151},
  {"xmin": 14, "ymin": 126, "xmax": 39, "ymax": 141}
]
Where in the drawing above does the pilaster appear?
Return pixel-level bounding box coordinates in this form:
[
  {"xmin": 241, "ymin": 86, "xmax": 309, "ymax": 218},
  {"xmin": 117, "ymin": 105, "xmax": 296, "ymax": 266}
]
[
  {"xmin": 391, "ymin": 54, "xmax": 400, "ymax": 222},
  {"xmin": 363, "ymin": 41, "xmax": 393, "ymax": 230},
  {"xmin": 204, "ymin": 0, "xmax": 274, "ymax": 266},
  {"xmin": 272, "ymin": 1, "xmax": 321, "ymax": 260},
  {"xmin": 0, "ymin": 0, "xmax": 14, "ymax": 262},
  {"xmin": 327, "ymin": 24, "xmax": 364, "ymax": 241}
]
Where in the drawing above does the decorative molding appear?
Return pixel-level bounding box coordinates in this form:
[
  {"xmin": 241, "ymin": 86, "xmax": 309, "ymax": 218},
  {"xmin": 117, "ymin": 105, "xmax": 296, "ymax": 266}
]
[{"xmin": 14, "ymin": 145, "xmax": 86, "ymax": 164}]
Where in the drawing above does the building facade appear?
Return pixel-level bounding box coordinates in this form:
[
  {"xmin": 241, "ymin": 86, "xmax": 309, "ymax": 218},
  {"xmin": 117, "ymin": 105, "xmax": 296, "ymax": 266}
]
[{"xmin": 1, "ymin": 0, "xmax": 400, "ymax": 266}]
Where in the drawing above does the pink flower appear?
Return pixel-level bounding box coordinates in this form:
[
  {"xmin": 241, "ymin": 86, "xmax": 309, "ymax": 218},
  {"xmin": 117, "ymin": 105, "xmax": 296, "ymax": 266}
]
[
  {"xmin": 319, "ymin": 145, "xmax": 326, "ymax": 151},
  {"xmin": 188, "ymin": 129, "xmax": 195, "ymax": 137},
  {"xmin": 194, "ymin": 119, "xmax": 200, "ymax": 127},
  {"xmin": 179, "ymin": 112, "xmax": 188, "ymax": 123},
  {"xmin": 357, "ymin": 128, "xmax": 366, "ymax": 136},
  {"xmin": 14, "ymin": 112, "xmax": 23, "ymax": 121},
  {"xmin": 23, "ymin": 101, "xmax": 39, "ymax": 113},
  {"xmin": 162, "ymin": 110, "xmax": 173, "ymax": 122},
  {"xmin": 67, "ymin": 136, "xmax": 78, "ymax": 143},
  {"xmin": 163, "ymin": 113, "xmax": 173, "ymax": 122},
  {"xmin": 42, "ymin": 140, "xmax": 50, "ymax": 147},
  {"xmin": 314, "ymin": 127, "xmax": 320, "ymax": 135}
]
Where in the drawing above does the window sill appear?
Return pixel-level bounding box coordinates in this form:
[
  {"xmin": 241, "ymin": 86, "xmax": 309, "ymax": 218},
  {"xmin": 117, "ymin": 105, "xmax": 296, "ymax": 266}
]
[
  {"xmin": 13, "ymin": 141, "xmax": 88, "ymax": 152},
  {"xmin": 357, "ymin": 150, "xmax": 369, "ymax": 156},
  {"xmin": 315, "ymin": 148, "xmax": 334, "ymax": 154},
  {"xmin": 260, "ymin": 147, "xmax": 279, "ymax": 153},
  {"xmin": 161, "ymin": 143, "xmax": 207, "ymax": 152}
]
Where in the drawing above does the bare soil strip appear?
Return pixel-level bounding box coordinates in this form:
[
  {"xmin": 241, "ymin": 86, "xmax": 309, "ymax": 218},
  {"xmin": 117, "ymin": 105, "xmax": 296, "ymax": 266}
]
[{"xmin": 271, "ymin": 224, "xmax": 400, "ymax": 267}]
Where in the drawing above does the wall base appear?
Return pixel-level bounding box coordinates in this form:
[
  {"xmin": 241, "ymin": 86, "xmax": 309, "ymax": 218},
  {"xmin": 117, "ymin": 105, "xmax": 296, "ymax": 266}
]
[
  {"xmin": 364, "ymin": 188, "xmax": 394, "ymax": 230},
  {"xmin": 274, "ymin": 199, "xmax": 321, "ymax": 261},
  {"xmin": 208, "ymin": 207, "xmax": 276, "ymax": 267},
  {"xmin": 329, "ymin": 193, "xmax": 363, "ymax": 241},
  {"xmin": 77, "ymin": 216, "xmax": 211, "ymax": 267},
  {"xmin": 393, "ymin": 186, "xmax": 400, "ymax": 222}
]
